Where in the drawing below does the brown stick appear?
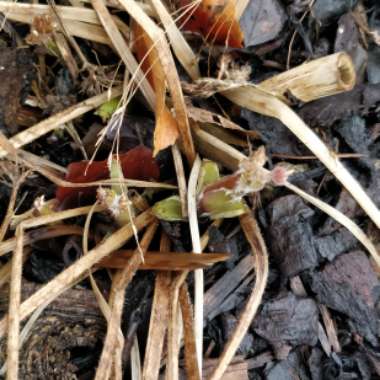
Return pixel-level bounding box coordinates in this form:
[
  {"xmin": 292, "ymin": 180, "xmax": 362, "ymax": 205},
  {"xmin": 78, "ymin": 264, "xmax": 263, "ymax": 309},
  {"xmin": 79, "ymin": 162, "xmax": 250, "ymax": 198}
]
[{"xmin": 99, "ymin": 251, "xmax": 228, "ymax": 270}]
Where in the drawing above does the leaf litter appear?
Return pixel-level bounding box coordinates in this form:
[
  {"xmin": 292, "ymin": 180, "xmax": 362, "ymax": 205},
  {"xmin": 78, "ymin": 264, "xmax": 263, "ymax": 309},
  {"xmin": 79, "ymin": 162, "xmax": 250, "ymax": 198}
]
[{"xmin": 0, "ymin": 0, "xmax": 380, "ymax": 379}]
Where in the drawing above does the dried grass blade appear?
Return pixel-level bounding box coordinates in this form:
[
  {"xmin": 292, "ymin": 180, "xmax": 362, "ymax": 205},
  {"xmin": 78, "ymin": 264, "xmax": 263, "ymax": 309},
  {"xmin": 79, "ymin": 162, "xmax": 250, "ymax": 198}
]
[
  {"xmin": 91, "ymin": 0, "xmax": 155, "ymax": 108},
  {"xmin": 0, "ymin": 209, "xmax": 154, "ymax": 339},
  {"xmin": 0, "ymin": 249, "xmax": 30, "ymax": 291},
  {"xmin": 209, "ymin": 213, "xmax": 268, "ymax": 380},
  {"xmin": 79, "ymin": 0, "xmax": 154, "ymax": 14},
  {"xmin": 166, "ymin": 271, "xmax": 187, "ymax": 380},
  {"xmin": 220, "ymin": 84, "xmax": 380, "ymax": 228},
  {"xmin": 18, "ymin": 204, "xmax": 105, "ymax": 230},
  {"xmin": 6, "ymin": 226, "xmax": 24, "ymax": 380},
  {"xmin": 143, "ymin": 233, "xmax": 171, "ymax": 380},
  {"xmin": 131, "ymin": 335, "xmax": 142, "ymax": 380},
  {"xmin": 2, "ymin": 11, "xmax": 111, "ymax": 44},
  {"xmin": 193, "ymin": 127, "xmax": 245, "ymax": 170},
  {"xmin": 0, "ymin": 170, "xmax": 30, "ymax": 243},
  {"xmin": 285, "ymin": 181, "xmax": 380, "ymax": 267},
  {"xmin": 95, "ymin": 221, "xmax": 158, "ymax": 380},
  {"xmin": 38, "ymin": 166, "xmax": 176, "ymax": 191},
  {"xmin": 179, "ymin": 284, "xmax": 200, "ymax": 380},
  {"xmin": 148, "ymin": 0, "xmax": 200, "ymax": 80},
  {"xmin": 188, "ymin": 106, "xmax": 256, "ymax": 136},
  {"xmin": 0, "ymin": 3, "xmax": 101, "ymax": 24},
  {"xmin": 56, "ymin": 19, "xmax": 111, "ymax": 44},
  {"xmin": 171, "ymin": 144, "xmax": 188, "ymax": 218},
  {"xmin": 16, "ymin": 149, "xmax": 67, "ymax": 173},
  {"xmin": 0, "ymin": 225, "xmax": 83, "ymax": 257},
  {"xmin": 0, "ymin": 87, "xmax": 122, "ymax": 158},
  {"xmin": 187, "ymin": 156, "xmax": 203, "ymax": 375},
  {"xmin": 259, "ymin": 52, "xmax": 356, "ymax": 103}
]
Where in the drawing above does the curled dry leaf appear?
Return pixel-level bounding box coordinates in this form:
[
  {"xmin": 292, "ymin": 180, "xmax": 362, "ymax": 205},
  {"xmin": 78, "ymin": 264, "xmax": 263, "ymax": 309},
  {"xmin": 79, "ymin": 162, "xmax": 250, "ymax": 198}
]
[
  {"xmin": 132, "ymin": 22, "xmax": 179, "ymax": 155},
  {"xmin": 178, "ymin": 0, "xmax": 244, "ymax": 48},
  {"xmin": 55, "ymin": 146, "xmax": 160, "ymax": 204}
]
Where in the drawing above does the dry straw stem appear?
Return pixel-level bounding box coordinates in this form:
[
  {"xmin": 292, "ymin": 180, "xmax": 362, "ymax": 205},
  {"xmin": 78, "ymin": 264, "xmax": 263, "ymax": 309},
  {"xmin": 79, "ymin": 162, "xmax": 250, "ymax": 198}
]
[
  {"xmin": 201, "ymin": 124, "xmax": 248, "ymax": 147},
  {"xmin": 148, "ymin": 0, "xmax": 200, "ymax": 80},
  {"xmin": 117, "ymin": 0, "xmax": 196, "ymax": 164},
  {"xmin": 91, "ymin": 0, "xmax": 156, "ymax": 109},
  {"xmin": 172, "ymin": 144, "xmax": 188, "ymax": 218},
  {"xmin": 285, "ymin": 181, "xmax": 380, "ymax": 267},
  {"xmin": 143, "ymin": 233, "xmax": 171, "ymax": 380},
  {"xmin": 53, "ymin": 32, "xmax": 79, "ymax": 78},
  {"xmin": 0, "ymin": 2, "xmax": 111, "ymax": 44},
  {"xmin": 187, "ymin": 156, "xmax": 203, "ymax": 376},
  {"xmin": 6, "ymin": 226, "xmax": 24, "ymax": 380},
  {"xmin": 0, "ymin": 2, "xmax": 100, "ymax": 24},
  {"xmin": 319, "ymin": 304, "xmax": 341, "ymax": 353},
  {"xmin": 194, "ymin": 129, "xmax": 380, "ymax": 265},
  {"xmin": 0, "ymin": 1, "xmax": 133, "ymax": 45},
  {"xmin": 218, "ymin": 83, "xmax": 380, "ymax": 229},
  {"xmin": 259, "ymin": 52, "xmax": 356, "ymax": 103},
  {"xmin": 79, "ymin": 0, "xmax": 155, "ymax": 15},
  {"xmin": 179, "ymin": 284, "xmax": 201, "ymax": 380},
  {"xmin": 95, "ymin": 221, "xmax": 158, "ymax": 380},
  {"xmin": 143, "ymin": 232, "xmax": 172, "ymax": 380},
  {"xmin": 37, "ymin": 166, "xmax": 175, "ymax": 190},
  {"xmin": 10, "ymin": 204, "xmax": 105, "ymax": 230},
  {"xmin": 188, "ymin": 106, "xmax": 257, "ymax": 136},
  {"xmin": 131, "ymin": 335, "xmax": 142, "ymax": 380},
  {"xmin": 0, "ymin": 209, "xmax": 154, "ymax": 339},
  {"xmin": 193, "ymin": 127, "xmax": 244, "ymax": 170},
  {"xmin": 167, "ymin": 271, "xmax": 187, "ymax": 380},
  {"xmin": 0, "ymin": 170, "xmax": 30, "ymax": 243},
  {"xmin": 17, "ymin": 149, "xmax": 68, "ymax": 174},
  {"xmin": 0, "ymin": 87, "xmax": 122, "ymax": 158},
  {"xmin": 209, "ymin": 213, "xmax": 268, "ymax": 380},
  {"xmin": 0, "ymin": 225, "xmax": 83, "ymax": 257},
  {"xmin": 0, "ymin": 249, "xmax": 30, "ymax": 290}
]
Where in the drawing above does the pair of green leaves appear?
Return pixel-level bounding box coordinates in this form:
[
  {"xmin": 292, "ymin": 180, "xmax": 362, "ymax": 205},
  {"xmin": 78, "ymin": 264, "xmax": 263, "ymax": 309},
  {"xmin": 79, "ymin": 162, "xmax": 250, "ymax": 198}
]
[{"xmin": 152, "ymin": 159, "xmax": 248, "ymax": 221}]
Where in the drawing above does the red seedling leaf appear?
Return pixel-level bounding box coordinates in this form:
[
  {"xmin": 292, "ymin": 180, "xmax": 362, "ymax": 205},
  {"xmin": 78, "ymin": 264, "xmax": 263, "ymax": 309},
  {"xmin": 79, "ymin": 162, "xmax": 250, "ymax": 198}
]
[
  {"xmin": 132, "ymin": 22, "xmax": 179, "ymax": 155},
  {"xmin": 56, "ymin": 146, "xmax": 160, "ymax": 205},
  {"xmin": 178, "ymin": 0, "xmax": 244, "ymax": 48}
]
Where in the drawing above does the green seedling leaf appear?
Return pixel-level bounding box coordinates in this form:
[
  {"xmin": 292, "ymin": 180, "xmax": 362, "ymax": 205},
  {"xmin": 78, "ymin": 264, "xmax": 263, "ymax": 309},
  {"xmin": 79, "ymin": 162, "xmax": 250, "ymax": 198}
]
[
  {"xmin": 95, "ymin": 96, "xmax": 121, "ymax": 122},
  {"xmin": 108, "ymin": 157, "xmax": 124, "ymax": 195},
  {"xmin": 197, "ymin": 160, "xmax": 220, "ymax": 193},
  {"xmin": 152, "ymin": 195, "xmax": 184, "ymax": 221},
  {"xmin": 199, "ymin": 189, "xmax": 249, "ymax": 219}
]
